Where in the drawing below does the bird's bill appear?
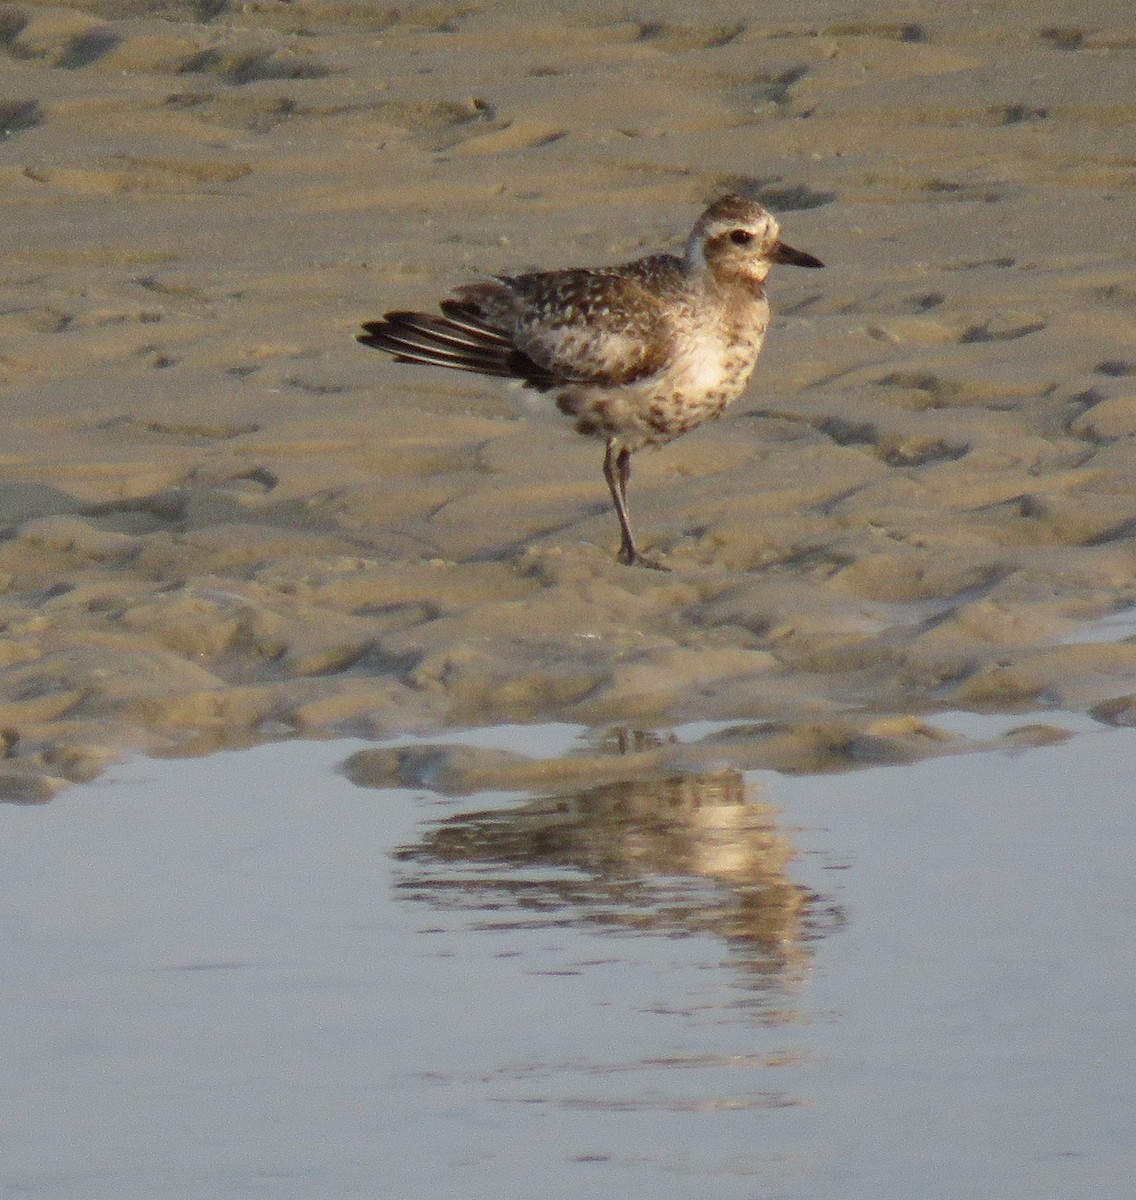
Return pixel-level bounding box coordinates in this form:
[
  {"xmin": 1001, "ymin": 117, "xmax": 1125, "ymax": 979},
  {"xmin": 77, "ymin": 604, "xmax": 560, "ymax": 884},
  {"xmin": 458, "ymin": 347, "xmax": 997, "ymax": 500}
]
[{"xmin": 770, "ymin": 240, "xmax": 825, "ymax": 269}]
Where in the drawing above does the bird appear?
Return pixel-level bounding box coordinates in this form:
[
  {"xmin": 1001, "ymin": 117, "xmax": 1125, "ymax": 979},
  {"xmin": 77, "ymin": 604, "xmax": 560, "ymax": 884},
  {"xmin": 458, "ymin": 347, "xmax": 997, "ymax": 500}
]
[{"xmin": 357, "ymin": 194, "xmax": 824, "ymax": 568}]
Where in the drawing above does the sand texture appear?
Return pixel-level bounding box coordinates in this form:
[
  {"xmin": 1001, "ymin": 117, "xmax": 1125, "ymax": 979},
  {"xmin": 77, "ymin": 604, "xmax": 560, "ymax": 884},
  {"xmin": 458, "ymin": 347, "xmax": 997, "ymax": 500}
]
[{"xmin": 2, "ymin": 0, "xmax": 1136, "ymax": 795}]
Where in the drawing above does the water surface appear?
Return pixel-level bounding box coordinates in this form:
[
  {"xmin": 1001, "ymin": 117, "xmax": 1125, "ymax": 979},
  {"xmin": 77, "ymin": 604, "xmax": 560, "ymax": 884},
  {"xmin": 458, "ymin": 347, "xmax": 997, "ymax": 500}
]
[{"xmin": 3, "ymin": 724, "xmax": 1134, "ymax": 1198}]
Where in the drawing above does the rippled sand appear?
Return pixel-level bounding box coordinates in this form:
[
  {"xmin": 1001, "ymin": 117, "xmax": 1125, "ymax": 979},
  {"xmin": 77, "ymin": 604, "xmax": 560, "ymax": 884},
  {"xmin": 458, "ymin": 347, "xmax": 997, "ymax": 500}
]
[{"xmin": 2, "ymin": 0, "xmax": 1136, "ymax": 796}]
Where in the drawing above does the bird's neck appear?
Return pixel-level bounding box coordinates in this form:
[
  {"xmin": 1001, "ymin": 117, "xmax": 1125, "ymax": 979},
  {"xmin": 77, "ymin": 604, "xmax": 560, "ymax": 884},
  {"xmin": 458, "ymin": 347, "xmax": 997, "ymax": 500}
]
[
  {"xmin": 684, "ymin": 249, "xmax": 765, "ymax": 296},
  {"xmin": 694, "ymin": 265, "xmax": 770, "ymax": 307}
]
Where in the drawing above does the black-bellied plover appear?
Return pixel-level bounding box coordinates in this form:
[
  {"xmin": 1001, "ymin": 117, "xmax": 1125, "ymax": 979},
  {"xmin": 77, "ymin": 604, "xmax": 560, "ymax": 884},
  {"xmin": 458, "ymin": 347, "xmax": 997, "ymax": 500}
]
[{"xmin": 358, "ymin": 195, "xmax": 823, "ymax": 568}]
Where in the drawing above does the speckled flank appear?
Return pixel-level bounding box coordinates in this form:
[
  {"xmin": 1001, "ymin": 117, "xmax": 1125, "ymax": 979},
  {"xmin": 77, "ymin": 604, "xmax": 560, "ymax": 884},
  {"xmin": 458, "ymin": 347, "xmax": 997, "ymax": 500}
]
[{"xmin": 359, "ymin": 194, "xmax": 823, "ymax": 564}]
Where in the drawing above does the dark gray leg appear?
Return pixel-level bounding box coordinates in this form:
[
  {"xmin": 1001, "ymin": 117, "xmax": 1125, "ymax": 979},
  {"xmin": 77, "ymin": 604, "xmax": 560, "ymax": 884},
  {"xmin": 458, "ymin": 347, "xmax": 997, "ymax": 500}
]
[
  {"xmin": 616, "ymin": 445, "xmax": 632, "ymax": 507},
  {"xmin": 602, "ymin": 440, "xmax": 668, "ymax": 569}
]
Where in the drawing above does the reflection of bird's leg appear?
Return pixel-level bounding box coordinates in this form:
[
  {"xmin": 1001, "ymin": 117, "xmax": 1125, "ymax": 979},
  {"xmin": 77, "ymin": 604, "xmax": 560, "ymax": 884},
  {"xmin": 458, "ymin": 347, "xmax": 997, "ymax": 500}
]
[{"xmin": 603, "ymin": 440, "xmax": 670, "ymax": 570}]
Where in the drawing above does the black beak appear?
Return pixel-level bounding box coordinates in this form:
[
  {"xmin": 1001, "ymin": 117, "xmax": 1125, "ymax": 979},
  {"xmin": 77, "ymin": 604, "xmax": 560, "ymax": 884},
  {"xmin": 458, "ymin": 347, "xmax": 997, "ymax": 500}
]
[{"xmin": 770, "ymin": 240, "xmax": 824, "ymax": 269}]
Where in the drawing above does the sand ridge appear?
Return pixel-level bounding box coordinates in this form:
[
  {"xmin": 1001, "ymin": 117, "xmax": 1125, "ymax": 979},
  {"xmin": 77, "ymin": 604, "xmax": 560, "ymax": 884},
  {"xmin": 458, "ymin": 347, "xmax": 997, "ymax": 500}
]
[{"xmin": 2, "ymin": 0, "xmax": 1136, "ymax": 795}]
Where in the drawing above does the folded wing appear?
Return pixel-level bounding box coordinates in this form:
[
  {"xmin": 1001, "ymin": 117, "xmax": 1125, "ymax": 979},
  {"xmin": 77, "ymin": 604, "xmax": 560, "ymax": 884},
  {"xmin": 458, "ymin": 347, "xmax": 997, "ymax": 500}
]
[{"xmin": 358, "ymin": 267, "xmax": 676, "ymax": 390}]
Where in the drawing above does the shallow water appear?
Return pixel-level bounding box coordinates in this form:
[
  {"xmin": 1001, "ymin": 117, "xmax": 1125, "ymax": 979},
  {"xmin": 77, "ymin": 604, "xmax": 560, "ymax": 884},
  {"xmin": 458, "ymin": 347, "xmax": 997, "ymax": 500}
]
[{"xmin": 3, "ymin": 724, "xmax": 1134, "ymax": 1199}]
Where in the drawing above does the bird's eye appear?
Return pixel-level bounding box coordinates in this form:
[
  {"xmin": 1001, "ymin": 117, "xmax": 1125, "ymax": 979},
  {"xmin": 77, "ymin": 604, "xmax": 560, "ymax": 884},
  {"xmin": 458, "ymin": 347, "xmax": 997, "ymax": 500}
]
[{"xmin": 729, "ymin": 230, "xmax": 754, "ymax": 245}]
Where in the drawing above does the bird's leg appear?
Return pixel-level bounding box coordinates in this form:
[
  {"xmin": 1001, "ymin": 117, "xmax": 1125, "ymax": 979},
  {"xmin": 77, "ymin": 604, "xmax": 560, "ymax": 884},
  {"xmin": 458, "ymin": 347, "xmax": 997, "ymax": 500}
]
[
  {"xmin": 602, "ymin": 440, "xmax": 669, "ymax": 570},
  {"xmin": 615, "ymin": 445, "xmax": 632, "ymax": 508},
  {"xmin": 602, "ymin": 439, "xmax": 636, "ymax": 563}
]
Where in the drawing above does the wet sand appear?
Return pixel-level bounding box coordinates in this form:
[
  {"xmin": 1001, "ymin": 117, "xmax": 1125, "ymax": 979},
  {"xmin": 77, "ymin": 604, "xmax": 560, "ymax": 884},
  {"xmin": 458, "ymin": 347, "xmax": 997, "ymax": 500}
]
[{"xmin": 3, "ymin": 0, "xmax": 1136, "ymax": 795}]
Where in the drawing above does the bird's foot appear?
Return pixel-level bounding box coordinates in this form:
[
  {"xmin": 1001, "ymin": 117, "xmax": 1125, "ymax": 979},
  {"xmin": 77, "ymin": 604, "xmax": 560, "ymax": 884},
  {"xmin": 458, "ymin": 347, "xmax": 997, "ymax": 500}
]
[{"xmin": 617, "ymin": 547, "xmax": 671, "ymax": 572}]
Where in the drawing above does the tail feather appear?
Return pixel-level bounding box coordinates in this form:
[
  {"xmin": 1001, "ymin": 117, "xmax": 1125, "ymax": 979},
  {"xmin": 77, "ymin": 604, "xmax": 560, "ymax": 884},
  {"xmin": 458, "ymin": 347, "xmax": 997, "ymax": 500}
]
[
  {"xmin": 357, "ymin": 310, "xmax": 560, "ymax": 389},
  {"xmin": 357, "ymin": 316, "xmax": 517, "ymax": 378},
  {"xmin": 381, "ymin": 311, "xmax": 509, "ymax": 353},
  {"xmin": 438, "ymin": 300, "xmax": 513, "ymax": 343}
]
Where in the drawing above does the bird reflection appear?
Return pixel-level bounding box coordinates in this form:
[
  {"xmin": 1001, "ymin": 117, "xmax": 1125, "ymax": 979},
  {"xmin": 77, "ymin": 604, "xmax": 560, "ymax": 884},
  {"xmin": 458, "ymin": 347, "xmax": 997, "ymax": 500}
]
[{"xmin": 394, "ymin": 766, "xmax": 833, "ymax": 994}]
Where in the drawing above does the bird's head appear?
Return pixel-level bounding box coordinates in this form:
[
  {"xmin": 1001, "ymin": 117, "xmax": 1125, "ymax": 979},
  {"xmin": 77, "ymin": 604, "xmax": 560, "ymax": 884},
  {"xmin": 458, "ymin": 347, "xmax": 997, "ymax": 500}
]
[{"xmin": 686, "ymin": 194, "xmax": 824, "ymax": 288}]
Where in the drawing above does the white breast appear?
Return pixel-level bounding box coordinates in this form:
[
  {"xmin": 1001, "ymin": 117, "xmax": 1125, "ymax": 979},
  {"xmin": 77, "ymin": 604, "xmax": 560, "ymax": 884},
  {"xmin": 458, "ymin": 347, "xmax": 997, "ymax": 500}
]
[{"xmin": 672, "ymin": 336, "xmax": 733, "ymax": 396}]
